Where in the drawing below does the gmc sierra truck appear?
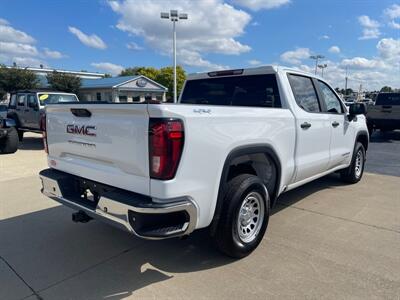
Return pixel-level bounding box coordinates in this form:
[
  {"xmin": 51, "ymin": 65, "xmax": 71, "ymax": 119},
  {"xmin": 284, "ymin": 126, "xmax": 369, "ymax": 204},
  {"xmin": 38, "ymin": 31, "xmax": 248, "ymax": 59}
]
[
  {"xmin": 39, "ymin": 66, "xmax": 369, "ymax": 258},
  {"xmin": 367, "ymin": 92, "xmax": 400, "ymax": 135}
]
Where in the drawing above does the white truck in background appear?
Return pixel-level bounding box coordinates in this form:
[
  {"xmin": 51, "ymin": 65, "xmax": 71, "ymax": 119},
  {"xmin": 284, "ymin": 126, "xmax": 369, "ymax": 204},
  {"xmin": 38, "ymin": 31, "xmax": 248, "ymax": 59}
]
[{"xmin": 39, "ymin": 66, "xmax": 369, "ymax": 258}]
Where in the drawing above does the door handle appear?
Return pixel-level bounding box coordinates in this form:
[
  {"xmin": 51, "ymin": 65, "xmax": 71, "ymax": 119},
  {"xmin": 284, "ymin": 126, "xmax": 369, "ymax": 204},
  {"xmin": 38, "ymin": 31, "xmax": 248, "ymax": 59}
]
[
  {"xmin": 300, "ymin": 122, "xmax": 311, "ymax": 129},
  {"xmin": 332, "ymin": 121, "xmax": 340, "ymax": 128}
]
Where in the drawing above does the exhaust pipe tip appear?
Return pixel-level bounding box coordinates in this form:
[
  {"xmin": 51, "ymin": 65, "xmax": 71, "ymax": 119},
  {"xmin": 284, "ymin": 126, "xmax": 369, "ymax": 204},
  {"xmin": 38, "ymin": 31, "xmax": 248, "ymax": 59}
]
[{"xmin": 72, "ymin": 210, "xmax": 93, "ymax": 223}]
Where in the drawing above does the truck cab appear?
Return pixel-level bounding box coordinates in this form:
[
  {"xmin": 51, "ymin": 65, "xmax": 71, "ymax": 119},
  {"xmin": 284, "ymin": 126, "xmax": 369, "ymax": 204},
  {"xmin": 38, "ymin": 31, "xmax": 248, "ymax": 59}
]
[{"xmin": 8, "ymin": 90, "xmax": 79, "ymax": 141}]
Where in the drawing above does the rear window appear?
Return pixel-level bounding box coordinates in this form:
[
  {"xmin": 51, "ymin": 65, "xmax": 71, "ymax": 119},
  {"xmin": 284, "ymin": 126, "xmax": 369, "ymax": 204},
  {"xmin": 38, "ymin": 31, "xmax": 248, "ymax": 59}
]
[
  {"xmin": 180, "ymin": 74, "xmax": 281, "ymax": 108},
  {"xmin": 38, "ymin": 93, "xmax": 78, "ymax": 105},
  {"xmin": 375, "ymin": 93, "xmax": 400, "ymax": 105}
]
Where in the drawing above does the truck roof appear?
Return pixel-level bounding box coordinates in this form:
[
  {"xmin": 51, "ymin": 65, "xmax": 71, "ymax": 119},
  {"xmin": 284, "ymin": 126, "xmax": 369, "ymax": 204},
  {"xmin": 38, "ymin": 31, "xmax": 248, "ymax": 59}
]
[{"xmin": 187, "ymin": 65, "xmax": 321, "ymax": 80}]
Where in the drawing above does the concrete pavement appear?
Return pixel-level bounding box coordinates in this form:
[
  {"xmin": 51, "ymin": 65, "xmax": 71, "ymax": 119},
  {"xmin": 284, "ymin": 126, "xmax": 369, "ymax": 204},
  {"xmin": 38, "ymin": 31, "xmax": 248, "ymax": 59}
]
[{"xmin": 0, "ymin": 133, "xmax": 399, "ymax": 299}]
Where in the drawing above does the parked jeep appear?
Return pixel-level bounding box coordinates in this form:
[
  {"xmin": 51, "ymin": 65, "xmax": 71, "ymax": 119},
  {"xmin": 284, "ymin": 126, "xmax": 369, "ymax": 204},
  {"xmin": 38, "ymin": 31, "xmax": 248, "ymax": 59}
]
[
  {"xmin": 0, "ymin": 116, "xmax": 18, "ymax": 154},
  {"xmin": 7, "ymin": 90, "xmax": 79, "ymax": 141}
]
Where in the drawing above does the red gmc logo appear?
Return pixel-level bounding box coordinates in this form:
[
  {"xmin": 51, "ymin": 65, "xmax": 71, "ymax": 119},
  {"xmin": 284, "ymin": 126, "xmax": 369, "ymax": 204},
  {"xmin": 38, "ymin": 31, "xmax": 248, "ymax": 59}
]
[{"xmin": 66, "ymin": 125, "xmax": 96, "ymax": 137}]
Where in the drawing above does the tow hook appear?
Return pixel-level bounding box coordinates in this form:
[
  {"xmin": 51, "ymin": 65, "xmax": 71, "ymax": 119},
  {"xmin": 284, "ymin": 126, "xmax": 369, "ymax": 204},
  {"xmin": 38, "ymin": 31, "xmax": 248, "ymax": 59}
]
[{"xmin": 72, "ymin": 210, "xmax": 93, "ymax": 223}]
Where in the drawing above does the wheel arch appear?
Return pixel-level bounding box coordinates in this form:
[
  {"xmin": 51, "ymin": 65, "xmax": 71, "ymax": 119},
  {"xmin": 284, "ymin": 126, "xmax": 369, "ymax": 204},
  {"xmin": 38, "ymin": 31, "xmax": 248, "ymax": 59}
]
[
  {"xmin": 356, "ymin": 130, "xmax": 369, "ymax": 151},
  {"xmin": 209, "ymin": 144, "xmax": 282, "ymax": 235}
]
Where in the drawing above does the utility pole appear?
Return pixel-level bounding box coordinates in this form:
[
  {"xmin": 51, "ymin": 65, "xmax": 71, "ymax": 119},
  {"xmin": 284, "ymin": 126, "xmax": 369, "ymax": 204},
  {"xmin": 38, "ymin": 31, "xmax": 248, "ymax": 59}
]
[
  {"xmin": 318, "ymin": 64, "xmax": 327, "ymax": 77},
  {"xmin": 310, "ymin": 55, "xmax": 324, "ymax": 75},
  {"xmin": 161, "ymin": 10, "xmax": 188, "ymax": 103},
  {"xmin": 345, "ymin": 66, "xmax": 348, "ymax": 95}
]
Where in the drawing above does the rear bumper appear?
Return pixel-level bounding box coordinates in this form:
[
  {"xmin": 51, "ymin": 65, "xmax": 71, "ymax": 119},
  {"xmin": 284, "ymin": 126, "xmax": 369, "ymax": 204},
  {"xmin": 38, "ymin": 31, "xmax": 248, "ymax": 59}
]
[{"xmin": 39, "ymin": 168, "xmax": 197, "ymax": 239}]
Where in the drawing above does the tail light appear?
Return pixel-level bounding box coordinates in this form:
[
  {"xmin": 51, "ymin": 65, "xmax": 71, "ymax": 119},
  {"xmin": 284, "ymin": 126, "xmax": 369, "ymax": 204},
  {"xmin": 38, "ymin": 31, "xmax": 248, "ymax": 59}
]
[
  {"xmin": 40, "ymin": 113, "xmax": 48, "ymax": 154},
  {"xmin": 149, "ymin": 118, "xmax": 184, "ymax": 180}
]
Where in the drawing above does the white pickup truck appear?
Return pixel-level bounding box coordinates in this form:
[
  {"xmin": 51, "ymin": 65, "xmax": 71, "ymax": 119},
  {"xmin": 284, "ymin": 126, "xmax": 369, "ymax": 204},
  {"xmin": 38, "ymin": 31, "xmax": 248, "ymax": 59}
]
[{"xmin": 39, "ymin": 66, "xmax": 369, "ymax": 258}]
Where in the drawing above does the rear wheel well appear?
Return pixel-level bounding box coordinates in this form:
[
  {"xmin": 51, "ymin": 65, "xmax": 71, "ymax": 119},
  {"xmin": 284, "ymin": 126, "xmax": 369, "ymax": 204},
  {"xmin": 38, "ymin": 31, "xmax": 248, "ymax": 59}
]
[{"xmin": 210, "ymin": 148, "xmax": 281, "ymax": 236}]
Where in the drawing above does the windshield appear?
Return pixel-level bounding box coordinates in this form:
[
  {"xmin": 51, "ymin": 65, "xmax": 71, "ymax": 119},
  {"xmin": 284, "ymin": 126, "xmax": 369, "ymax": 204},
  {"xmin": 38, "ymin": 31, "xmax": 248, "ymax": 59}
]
[
  {"xmin": 38, "ymin": 93, "xmax": 78, "ymax": 105},
  {"xmin": 375, "ymin": 93, "xmax": 400, "ymax": 106}
]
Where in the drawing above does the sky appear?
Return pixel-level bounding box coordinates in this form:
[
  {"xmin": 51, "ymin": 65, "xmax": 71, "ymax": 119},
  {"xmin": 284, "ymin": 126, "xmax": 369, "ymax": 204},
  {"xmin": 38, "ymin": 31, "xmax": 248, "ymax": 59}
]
[{"xmin": 0, "ymin": 0, "xmax": 399, "ymax": 91}]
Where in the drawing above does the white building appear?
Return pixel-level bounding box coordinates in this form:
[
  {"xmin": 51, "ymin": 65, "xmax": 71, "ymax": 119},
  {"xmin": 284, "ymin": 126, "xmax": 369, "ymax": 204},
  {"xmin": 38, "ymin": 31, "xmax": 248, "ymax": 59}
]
[{"xmin": 79, "ymin": 75, "xmax": 168, "ymax": 103}]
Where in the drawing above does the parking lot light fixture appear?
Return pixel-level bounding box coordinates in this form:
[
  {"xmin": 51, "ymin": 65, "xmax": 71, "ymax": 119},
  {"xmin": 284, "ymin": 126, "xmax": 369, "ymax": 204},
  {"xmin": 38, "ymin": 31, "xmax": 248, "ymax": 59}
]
[
  {"xmin": 160, "ymin": 10, "xmax": 188, "ymax": 103},
  {"xmin": 310, "ymin": 55, "xmax": 325, "ymax": 75},
  {"xmin": 318, "ymin": 63, "xmax": 328, "ymax": 77}
]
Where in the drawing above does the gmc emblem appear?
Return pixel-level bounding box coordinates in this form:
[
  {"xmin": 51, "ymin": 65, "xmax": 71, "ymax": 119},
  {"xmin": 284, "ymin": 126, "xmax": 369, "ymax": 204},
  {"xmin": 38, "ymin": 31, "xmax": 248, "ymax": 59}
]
[{"xmin": 66, "ymin": 125, "xmax": 96, "ymax": 137}]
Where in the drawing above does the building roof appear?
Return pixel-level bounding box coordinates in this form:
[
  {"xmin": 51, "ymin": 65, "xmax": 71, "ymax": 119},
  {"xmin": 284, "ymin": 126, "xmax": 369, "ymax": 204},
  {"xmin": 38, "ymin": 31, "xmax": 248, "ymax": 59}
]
[
  {"xmin": 81, "ymin": 75, "xmax": 168, "ymax": 91},
  {"xmin": 5, "ymin": 66, "xmax": 105, "ymax": 78},
  {"xmin": 81, "ymin": 76, "xmax": 140, "ymax": 88}
]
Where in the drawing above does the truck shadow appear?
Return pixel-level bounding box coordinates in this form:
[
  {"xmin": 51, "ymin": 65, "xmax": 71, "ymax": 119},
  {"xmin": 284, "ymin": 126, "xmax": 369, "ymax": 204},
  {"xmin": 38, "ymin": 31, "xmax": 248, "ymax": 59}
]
[
  {"xmin": 19, "ymin": 135, "xmax": 44, "ymax": 151},
  {"xmin": 0, "ymin": 205, "xmax": 232, "ymax": 299},
  {"xmin": 0, "ymin": 174, "xmax": 347, "ymax": 299}
]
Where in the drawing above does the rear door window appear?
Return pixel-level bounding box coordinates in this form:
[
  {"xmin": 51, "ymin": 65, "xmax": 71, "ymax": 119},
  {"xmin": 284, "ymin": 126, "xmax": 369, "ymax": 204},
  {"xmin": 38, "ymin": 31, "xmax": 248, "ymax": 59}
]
[
  {"xmin": 180, "ymin": 74, "xmax": 281, "ymax": 108},
  {"xmin": 288, "ymin": 74, "xmax": 320, "ymax": 113},
  {"xmin": 375, "ymin": 93, "xmax": 400, "ymax": 105}
]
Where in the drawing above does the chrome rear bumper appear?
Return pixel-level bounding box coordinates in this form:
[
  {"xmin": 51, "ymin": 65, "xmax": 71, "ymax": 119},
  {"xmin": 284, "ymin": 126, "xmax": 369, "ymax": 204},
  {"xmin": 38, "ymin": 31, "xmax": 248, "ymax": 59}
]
[{"xmin": 39, "ymin": 168, "xmax": 197, "ymax": 239}]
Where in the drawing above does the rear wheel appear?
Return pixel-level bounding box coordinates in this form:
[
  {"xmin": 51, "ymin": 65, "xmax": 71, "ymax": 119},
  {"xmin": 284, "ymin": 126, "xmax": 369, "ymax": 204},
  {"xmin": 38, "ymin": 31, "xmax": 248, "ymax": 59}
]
[
  {"xmin": 0, "ymin": 127, "xmax": 19, "ymax": 154},
  {"xmin": 212, "ymin": 174, "xmax": 270, "ymax": 258},
  {"xmin": 340, "ymin": 142, "xmax": 365, "ymax": 183}
]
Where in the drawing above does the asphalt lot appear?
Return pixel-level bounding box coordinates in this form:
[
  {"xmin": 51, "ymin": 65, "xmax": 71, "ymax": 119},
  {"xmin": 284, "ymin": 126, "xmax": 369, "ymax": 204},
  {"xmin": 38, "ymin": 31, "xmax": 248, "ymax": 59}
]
[{"xmin": 0, "ymin": 133, "xmax": 399, "ymax": 299}]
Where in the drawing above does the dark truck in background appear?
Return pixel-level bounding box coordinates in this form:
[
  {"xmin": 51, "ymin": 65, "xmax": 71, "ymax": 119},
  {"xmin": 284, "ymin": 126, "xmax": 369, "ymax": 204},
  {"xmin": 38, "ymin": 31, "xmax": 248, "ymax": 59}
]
[{"xmin": 367, "ymin": 93, "xmax": 400, "ymax": 135}]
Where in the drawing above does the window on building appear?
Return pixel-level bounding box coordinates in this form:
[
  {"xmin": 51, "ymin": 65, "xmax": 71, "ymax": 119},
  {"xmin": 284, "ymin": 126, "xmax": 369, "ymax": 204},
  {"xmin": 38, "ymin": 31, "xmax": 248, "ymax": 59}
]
[
  {"xmin": 145, "ymin": 94, "xmax": 152, "ymax": 102},
  {"xmin": 132, "ymin": 95, "xmax": 141, "ymax": 102},
  {"xmin": 96, "ymin": 92, "xmax": 101, "ymax": 101},
  {"xmin": 119, "ymin": 95, "xmax": 127, "ymax": 102}
]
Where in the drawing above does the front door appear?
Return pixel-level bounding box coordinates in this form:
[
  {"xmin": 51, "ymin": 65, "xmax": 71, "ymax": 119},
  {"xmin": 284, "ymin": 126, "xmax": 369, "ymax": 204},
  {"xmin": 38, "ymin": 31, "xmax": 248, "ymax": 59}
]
[
  {"xmin": 316, "ymin": 80, "xmax": 355, "ymax": 169},
  {"xmin": 287, "ymin": 74, "xmax": 331, "ymax": 182}
]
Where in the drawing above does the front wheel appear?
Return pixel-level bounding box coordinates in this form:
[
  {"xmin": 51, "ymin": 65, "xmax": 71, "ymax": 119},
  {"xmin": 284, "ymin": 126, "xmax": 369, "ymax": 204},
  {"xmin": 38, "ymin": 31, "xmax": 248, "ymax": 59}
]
[
  {"xmin": 212, "ymin": 174, "xmax": 270, "ymax": 258},
  {"xmin": 340, "ymin": 142, "xmax": 365, "ymax": 183}
]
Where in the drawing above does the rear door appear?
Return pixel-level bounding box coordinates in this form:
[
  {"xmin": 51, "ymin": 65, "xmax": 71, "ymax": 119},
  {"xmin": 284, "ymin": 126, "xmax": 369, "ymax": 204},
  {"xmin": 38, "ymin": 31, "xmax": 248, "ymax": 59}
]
[
  {"xmin": 46, "ymin": 104, "xmax": 150, "ymax": 194},
  {"xmin": 287, "ymin": 74, "xmax": 331, "ymax": 182},
  {"xmin": 16, "ymin": 93, "xmax": 27, "ymax": 127},
  {"xmin": 26, "ymin": 93, "xmax": 40, "ymax": 129},
  {"xmin": 316, "ymin": 80, "xmax": 354, "ymax": 169}
]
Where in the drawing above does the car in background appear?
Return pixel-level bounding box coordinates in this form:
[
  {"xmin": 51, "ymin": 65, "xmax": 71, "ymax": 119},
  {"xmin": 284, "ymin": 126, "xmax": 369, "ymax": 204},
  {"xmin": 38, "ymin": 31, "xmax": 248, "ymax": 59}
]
[
  {"xmin": 367, "ymin": 92, "xmax": 400, "ymax": 135},
  {"xmin": 7, "ymin": 90, "xmax": 79, "ymax": 141},
  {"xmin": 0, "ymin": 116, "xmax": 18, "ymax": 154}
]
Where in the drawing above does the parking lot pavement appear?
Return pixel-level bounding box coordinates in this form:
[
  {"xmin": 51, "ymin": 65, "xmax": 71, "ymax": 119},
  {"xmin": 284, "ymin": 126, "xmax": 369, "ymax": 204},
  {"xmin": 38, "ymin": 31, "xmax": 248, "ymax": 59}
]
[
  {"xmin": 365, "ymin": 130, "xmax": 400, "ymax": 177},
  {"xmin": 1, "ymin": 133, "xmax": 399, "ymax": 299}
]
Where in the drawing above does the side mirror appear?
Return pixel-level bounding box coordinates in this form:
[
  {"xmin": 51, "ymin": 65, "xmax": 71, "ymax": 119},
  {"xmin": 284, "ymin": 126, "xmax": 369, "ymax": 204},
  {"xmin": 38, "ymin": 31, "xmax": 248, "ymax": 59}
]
[{"xmin": 348, "ymin": 103, "xmax": 367, "ymax": 120}]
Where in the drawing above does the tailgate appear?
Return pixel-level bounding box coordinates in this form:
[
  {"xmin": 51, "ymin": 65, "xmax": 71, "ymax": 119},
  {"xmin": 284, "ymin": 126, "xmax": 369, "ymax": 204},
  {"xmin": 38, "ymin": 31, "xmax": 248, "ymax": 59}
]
[{"xmin": 46, "ymin": 104, "xmax": 150, "ymax": 195}]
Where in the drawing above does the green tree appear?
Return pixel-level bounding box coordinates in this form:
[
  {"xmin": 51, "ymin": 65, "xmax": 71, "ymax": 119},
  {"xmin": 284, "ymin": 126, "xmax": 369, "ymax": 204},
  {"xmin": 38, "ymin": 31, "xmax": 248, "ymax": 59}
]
[
  {"xmin": 380, "ymin": 86, "xmax": 392, "ymax": 93},
  {"xmin": 46, "ymin": 71, "xmax": 81, "ymax": 94},
  {"xmin": 119, "ymin": 67, "xmax": 141, "ymax": 76},
  {"xmin": 0, "ymin": 65, "xmax": 39, "ymax": 93},
  {"xmin": 103, "ymin": 73, "xmax": 112, "ymax": 78},
  {"xmin": 155, "ymin": 66, "xmax": 186, "ymax": 100}
]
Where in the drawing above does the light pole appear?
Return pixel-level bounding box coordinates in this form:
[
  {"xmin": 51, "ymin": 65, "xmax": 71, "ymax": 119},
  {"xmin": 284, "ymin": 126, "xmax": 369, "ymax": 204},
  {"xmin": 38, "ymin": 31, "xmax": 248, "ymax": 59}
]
[
  {"xmin": 161, "ymin": 10, "xmax": 188, "ymax": 103},
  {"xmin": 310, "ymin": 55, "xmax": 324, "ymax": 75},
  {"xmin": 318, "ymin": 63, "xmax": 327, "ymax": 77}
]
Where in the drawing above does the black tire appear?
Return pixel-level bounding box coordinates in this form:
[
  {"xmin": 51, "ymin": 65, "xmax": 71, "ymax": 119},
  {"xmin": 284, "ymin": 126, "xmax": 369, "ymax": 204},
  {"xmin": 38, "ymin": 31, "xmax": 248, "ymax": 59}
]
[
  {"xmin": 17, "ymin": 129, "xmax": 24, "ymax": 141},
  {"xmin": 212, "ymin": 174, "xmax": 270, "ymax": 258},
  {"xmin": 340, "ymin": 142, "xmax": 365, "ymax": 184},
  {"xmin": 0, "ymin": 127, "xmax": 19, "ymax": 154}
]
